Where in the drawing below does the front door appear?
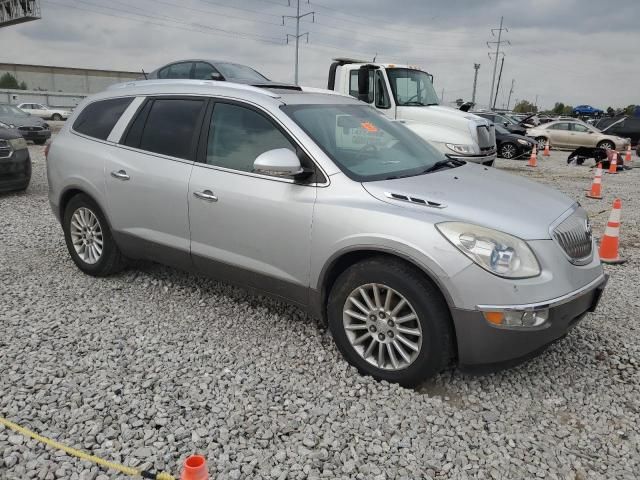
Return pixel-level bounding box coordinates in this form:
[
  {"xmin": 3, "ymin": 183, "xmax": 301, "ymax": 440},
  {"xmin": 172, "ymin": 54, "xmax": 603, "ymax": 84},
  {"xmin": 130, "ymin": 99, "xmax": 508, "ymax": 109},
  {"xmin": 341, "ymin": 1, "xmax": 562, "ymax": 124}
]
[
  {"xmin": 188, "ymin": 101, "xmax": 316, "ymax": 306},
  {"xmin": 568, "ymin": 123, "xmax": 597, "ymax": 147},
  {"xmin": 105, "ymin": 97, "xmax": 206, "ymax": 267}
]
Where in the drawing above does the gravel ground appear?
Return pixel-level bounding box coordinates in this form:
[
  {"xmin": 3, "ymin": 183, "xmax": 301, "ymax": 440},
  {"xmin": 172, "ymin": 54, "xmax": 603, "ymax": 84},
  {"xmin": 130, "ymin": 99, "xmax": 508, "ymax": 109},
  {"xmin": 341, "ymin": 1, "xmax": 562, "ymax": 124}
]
[{"xmin": 1, "ymin": 143, "xmax": 639, "ymax": 480}]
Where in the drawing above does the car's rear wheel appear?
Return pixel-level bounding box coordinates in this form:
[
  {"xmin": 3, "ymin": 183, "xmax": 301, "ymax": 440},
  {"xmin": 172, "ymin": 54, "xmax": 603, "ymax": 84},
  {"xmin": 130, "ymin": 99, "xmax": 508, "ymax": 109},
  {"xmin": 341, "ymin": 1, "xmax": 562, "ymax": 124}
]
[
  {"xmin": 327, "ymin": 257, "xmax": 453, "ymax": 386},
  {"xmin": 536, "ymin": 137, "xmax": 547, "ymax": 151},
  {"xmin": 63, "ymin": 194, "xmax": 125, "ymax": 276},
  {"xmin": 500, "ymin": 142, "xmax": 517, "ymax": 159},
  {"xmin": 597, "ymin": 140, "xmax": 614, "ymax": 150}
]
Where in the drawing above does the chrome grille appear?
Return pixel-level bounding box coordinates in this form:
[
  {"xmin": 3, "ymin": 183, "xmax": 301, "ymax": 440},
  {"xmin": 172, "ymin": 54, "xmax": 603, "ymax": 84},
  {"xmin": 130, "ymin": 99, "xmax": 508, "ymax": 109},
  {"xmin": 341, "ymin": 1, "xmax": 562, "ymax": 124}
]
[
  {"xmin": 552, "ymin": 208, "xmax": 593, "ymax": 264},
  {"xmin": 18, "ymin": 126, "xmax": 44, "ymax": 132},
  {"xmin": 476, "ymin": 124, "xmax": 496, "ymax": 152},
  {"xmin": 0, "ymin": 139, "xmax": 10, "ymax": 159}
]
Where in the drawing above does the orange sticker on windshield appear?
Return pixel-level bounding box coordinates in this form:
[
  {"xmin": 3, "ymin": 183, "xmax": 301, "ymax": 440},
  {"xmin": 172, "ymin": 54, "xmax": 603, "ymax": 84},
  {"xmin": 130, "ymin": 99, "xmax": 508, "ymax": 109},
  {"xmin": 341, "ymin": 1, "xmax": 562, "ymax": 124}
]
[{"xmin": 361, "ymin": 122, "xmax": 378, "ymax": 132}]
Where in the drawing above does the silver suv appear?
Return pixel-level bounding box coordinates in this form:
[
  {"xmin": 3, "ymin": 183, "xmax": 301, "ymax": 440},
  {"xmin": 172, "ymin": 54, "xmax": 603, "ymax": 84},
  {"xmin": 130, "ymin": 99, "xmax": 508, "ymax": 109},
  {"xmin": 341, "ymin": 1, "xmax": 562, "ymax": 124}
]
[{"xmin": 47, "ymin": 79, "xmax": 607, "ymax": 386}]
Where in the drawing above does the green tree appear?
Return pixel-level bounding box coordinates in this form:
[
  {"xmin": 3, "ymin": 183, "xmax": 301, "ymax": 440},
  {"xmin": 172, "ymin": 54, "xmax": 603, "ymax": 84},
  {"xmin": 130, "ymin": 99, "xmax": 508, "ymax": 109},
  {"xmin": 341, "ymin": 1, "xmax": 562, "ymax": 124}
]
[
  {"xmin": 18, "ymin": 81, "xmax": 27, "ymax": 90},
  {"xmin": 562, "ymin": 105, "xmax": 574, "ymax": 116},
  {"xmin": 552, "ymin": 102, "xmax": 565, "ymax": 115},
  {"xmin": 624, "ymin": 104, "xmax": 636, "ymax": 115},
  {"xmin": 0, "ymin": 72, "xmax": 21, "ymax": 89},
  {"xmin": 606, "ymin": 106, "xmax": 614, "ymax": 116},
  {"xmin": 513, "ymin": 100, "xmax": 537, "ymax": 114}
]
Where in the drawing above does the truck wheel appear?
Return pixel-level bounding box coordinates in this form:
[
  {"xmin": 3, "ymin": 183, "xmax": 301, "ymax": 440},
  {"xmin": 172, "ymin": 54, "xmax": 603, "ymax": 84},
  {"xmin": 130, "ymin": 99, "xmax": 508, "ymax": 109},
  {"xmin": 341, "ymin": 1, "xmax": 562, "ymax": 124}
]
[
  {"xmin": 327, "ymin": 257, "xmax": 454, "ymax": 386},
  {"xmin": 63, "ymin": 194, "xmax": 125, "ymax": 276}
]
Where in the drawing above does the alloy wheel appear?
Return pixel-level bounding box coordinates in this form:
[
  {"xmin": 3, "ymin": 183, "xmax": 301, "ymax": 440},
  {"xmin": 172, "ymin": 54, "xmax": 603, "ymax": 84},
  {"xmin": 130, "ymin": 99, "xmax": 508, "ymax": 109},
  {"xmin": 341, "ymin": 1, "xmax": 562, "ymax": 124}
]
[
  {"xmin": 70, "ymin": 207, "xmax": 103, "ymax": 264},
  {"xmin": 537, "ymin": 137, "xmax": 547, "ymax": 150},
  {"xmin": 343, "ymin": 283, "xmax": 423, "ymax": 371},
  {"xmin": 501, "ymin": 143, "xmax": 516, "ymax": 159}
]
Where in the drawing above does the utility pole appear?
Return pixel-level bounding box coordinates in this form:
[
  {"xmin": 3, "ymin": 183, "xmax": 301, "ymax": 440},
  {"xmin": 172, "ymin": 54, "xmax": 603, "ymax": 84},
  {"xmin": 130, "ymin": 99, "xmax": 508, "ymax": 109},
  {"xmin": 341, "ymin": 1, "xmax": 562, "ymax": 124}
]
[
  {"xmin": 487, "ymin": 16, "xmax": 509, "ymax": 110},
  {"xmin": 441, "ymin": 88, "xmax": 444, "ymax": 103},
  {"xmin": 283, "ymin": 0, "xmax": 314, "ymax": 85},
  {"xmin": 506, "ymin": 78, "xmax": 515, "ymax": 110},
  {"xmin": 534, "ymin": 94, "xmax": 539, "ymax": 111},
  {"xmin": 471, "ymin": 63, "xmax": 480, "ymax": 106},
  {"xmin": 492, "ymin": 56, "xmax": 504, "ymax": 110}
]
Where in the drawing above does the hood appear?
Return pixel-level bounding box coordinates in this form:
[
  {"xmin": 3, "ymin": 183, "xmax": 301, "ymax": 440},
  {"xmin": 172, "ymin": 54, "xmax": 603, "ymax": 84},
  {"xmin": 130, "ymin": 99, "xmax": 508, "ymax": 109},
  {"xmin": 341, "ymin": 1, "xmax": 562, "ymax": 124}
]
[
  {"xmin": 0, "ymin": 114, "xmax": 46, "ymax": 127},
  {"xmin": 362, "ymin": 163, "xmax": 575, "ymax": 240},
  {"xmin": 397, "ymin": 104, "xmax": 490, "ymax": 133},
  {"xmin": 501, "ymin": 132, "xmax": 536, "ymax": 144},
  {"xmin": 0, "ymin": 127, "xmax": 23, "ymax": 140}
]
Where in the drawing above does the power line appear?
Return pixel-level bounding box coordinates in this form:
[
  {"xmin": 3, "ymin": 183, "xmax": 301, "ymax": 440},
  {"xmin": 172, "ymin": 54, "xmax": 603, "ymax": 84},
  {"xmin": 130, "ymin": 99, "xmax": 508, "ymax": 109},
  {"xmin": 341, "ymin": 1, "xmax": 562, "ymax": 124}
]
[{"xmin": 486, "ymin": 16, "xmax": 509, "ymax": 110}]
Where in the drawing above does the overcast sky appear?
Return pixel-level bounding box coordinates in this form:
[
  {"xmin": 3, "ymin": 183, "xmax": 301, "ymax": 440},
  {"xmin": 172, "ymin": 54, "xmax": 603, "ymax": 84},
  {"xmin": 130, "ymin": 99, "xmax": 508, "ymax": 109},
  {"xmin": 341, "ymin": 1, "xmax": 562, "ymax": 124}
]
[{"xmin": 2, "ymin": 0, "xmax": 639, "ymax": 110}]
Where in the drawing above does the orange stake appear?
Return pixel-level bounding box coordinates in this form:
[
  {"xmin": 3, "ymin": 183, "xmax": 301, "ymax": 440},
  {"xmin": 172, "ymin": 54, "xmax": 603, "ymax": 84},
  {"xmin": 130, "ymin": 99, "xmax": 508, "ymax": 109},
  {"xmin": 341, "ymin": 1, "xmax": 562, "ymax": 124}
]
[
  {"xmin": 181, "ymin": 455, "xmax": 208, "ymax": 480},
  {"xmin": 528, "ymin": 145, "xmax": 538, "ymax": 167},
  {"xmin": 608, "ymin": 150, "xmax": 618, "ymax": 174},
  {"xmin": 586, "ymin": 163, "xmax": 603, "ymax": 199},
  {"xmin": 543, "ymin": 140, "xmax": 550, "ymax": 156},
  {"xmin": 598, "ymin": 198, "xmax": 625, "ymax": 264}
]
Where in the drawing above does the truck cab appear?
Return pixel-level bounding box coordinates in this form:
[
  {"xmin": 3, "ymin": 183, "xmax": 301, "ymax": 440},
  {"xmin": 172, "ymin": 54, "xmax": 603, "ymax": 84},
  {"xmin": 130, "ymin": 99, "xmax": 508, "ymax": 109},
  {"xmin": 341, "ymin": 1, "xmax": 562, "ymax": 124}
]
[{"xmin": 328, "ymin": 59, "xmax": 496, "ymax": 165}]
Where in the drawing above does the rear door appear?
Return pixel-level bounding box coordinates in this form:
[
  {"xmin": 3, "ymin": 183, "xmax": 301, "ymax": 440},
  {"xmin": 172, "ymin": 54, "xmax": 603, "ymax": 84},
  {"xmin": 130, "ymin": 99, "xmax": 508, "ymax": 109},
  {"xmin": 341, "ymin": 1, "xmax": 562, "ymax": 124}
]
[
  {"xmin": 105, "ymin": 96, "xmax": 206, "ymax": 267},
  {"xmin": 188, "ymin": 100, "xmax": 318, "ymax": 305},
  {"xmin": 546, "ymin": 122, "xmax": 571, "ymax": 147}
]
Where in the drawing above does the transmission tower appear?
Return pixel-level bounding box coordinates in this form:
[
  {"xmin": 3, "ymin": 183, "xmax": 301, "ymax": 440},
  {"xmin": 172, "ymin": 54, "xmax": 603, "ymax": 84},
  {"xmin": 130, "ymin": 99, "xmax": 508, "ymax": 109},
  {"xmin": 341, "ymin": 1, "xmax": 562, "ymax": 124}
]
[
  {"xmin": 471, "ymin": 63, "xmax": 480, "ymax": 106},
  {"xmin": 487, "ymin": 16, "xmax": 509, "ymax": 110},
  {"xmin": 0, "ymin": 0, "xmax": 41, "ymax": 27},
  {"xmin": 283, "ymin": 0, "xmax": 314, "ymax": 85}
]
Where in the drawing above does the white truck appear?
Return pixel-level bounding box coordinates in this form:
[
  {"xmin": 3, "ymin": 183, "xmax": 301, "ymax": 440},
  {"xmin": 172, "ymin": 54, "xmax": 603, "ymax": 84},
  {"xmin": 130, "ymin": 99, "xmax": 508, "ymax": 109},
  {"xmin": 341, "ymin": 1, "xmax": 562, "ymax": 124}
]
[{"xmin": 327, "ymin": 59, "xmax": 496, "ymax": 165}]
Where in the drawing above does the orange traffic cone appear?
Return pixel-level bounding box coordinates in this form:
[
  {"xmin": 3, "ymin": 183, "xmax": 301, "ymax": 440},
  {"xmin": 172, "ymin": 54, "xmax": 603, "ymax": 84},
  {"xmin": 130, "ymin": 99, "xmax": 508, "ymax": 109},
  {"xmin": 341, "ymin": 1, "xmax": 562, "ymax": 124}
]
[
  {"xmin": 528, "ymin": 145, "xmax": 537, "ymax": 167},
  {"xmin": 624, "ymin": 145, "xmax": 632, "ymax": 165},
  {"xmin": 607, "ymin": 150, "xmax": 618, "ymax": 174},
  {"xmin": 586, "ymin": 163, "xmax": 603, "ymax": 199},
  {"xmin": 543, "ymin": 140, "xmax": 550, "ymax": 156},
  {"xmin": 598, "ymin": 198, "xmax": 625, "ymax": 264},
  {"xmin": 181, "ymin": 455, "xmax": 208, "ymax": 480}
]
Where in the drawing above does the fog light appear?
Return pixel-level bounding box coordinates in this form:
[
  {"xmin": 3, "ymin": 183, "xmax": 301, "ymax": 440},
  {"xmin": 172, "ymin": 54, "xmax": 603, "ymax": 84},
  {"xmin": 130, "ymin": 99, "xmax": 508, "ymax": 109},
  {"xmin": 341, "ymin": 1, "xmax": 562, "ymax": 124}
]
[{"xmin": 482, "ymin": 309, "xmax": 549, "ymax": 328}]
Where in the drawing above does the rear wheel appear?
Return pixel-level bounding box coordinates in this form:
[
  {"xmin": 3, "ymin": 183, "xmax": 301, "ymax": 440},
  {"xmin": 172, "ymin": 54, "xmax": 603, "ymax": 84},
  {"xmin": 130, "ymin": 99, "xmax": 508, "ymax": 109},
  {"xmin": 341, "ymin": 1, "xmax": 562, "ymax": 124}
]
[
  {"xmin": 63, "ymin": 194, "xmax": 125, "ymax": 276},
  {"xmin": 597, "ymin": 140, "xmax": 614, "ymax": 150},
  {"xmin": 500, "ymin": 142, "xmax": 517, "ymax": 159},
  {"xmin": 327, "ymin": 257, "xmax": 453, "ymax": 386}
]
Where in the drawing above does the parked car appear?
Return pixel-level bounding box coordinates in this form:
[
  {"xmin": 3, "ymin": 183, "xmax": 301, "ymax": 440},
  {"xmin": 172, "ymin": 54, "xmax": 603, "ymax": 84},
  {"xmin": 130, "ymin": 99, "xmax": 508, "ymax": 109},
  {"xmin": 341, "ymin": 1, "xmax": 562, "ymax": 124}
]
[
  {"xmin": 0, "ymin": 125, "xmax": 31, "ymax": 192},
  {"xmin": 528, "ymin": 120, "xmax": 630, "ymax": 151},
  {"xmin": 572, "ymin": 105, "xmax": 603, "ymax": 116},
  {"xmin": 148, "ymin": 59, "xmax": 290, "ymax": 88},
  {"xmin": 47, "ymin": 80, "xmax": 606, "ymax": 386},
  {"xmin": 596, "ymin": 115, "xmax": 640, "ymax": 146},
  {"xmin": 17, "ymin": 103, "xmax": 72, "ymax": 121},
  {"xmin": 474, "ymin": 112, "xmax": 527, "ymax": 135},
  {"xmin": 0, "ymin": 104, "xmax": 51, "ymax": 144},
  {"xmin": 494, "ymin": 124, "xmax": 536, "ymax": 159}
]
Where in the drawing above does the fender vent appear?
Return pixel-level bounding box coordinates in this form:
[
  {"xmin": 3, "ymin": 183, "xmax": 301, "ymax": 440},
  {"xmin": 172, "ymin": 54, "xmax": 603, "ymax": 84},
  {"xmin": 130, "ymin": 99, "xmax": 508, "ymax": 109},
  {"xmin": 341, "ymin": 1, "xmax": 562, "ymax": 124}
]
[{"xmin": 385, "ymin": 192, "xmax": 446, "ymax": 208}]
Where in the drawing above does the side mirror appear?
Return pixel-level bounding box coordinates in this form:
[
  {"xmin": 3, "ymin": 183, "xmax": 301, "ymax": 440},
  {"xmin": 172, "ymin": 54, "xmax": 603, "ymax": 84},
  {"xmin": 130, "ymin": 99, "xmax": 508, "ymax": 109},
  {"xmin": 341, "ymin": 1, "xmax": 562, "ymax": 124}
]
[
  {"xmin": 503, "ymin": 121, "xmax": 509, "ymax": 127},
  {"xmin": 210, "ymin": 72, "xmax": 223, "ymax": 80},
  {"xmin": 357, "ymin": 65, "xmax": 371, "ymax": 103},
  {"xmin": 253, "ymin": 148, "xmax": 304, "ymax": 177}
]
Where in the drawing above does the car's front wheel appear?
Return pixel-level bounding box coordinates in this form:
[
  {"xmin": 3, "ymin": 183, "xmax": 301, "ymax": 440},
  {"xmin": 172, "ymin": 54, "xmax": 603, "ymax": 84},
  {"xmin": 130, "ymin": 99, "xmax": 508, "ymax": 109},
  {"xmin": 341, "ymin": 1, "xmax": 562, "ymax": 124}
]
[
  {"xmin": 597, "ymin": 140, "xmax": 614, "ymax": 150},
  {"xmin": 63, "ymin": 194, "xmax": 125, "ymax": 276},
  {"xmin": 52, "ymin": 113, "xmax": 62, "ymax": 121},
  {"xmin": 536, "ymin": 137, "xmax": 547, "ymax": 151},
  {"xmin": 500, "ymin": 142, "xmax": 517, "ymax": 159},
  {"xmin": 328, "ymin": 257, "xmax": 453, "ymax": 386}
]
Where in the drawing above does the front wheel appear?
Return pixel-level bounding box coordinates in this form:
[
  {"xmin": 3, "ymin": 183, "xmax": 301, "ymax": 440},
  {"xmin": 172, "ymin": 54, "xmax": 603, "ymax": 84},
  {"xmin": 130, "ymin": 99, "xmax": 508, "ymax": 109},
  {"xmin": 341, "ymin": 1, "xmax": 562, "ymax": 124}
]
[
  {"xmin": 597, "ymin": 140, "xmax": 614, "ymax": 150},
  {"xmin": 52, "ymin": 113, "xmax": 62, "ymax": 121},
  {"xmin": 327, "ymin": 257, "xmax": 454, "ymax": 386},
  {"xmin": 536, "ymin": 137, "xmax": 547, "ymax": 151},
  {"xmin": 63, "ymin": 194, "xmax": 125, "ymax": 276},
  {"xmin": 500, "ymin": 142, "xmax": 517, "ymax": 159}
]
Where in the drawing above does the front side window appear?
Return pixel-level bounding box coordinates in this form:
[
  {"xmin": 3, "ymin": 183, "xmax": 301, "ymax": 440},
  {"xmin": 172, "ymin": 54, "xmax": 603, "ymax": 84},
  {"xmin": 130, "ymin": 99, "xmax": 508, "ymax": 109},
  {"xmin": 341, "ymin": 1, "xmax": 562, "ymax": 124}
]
[
  {"xmin": 386, "ymin": 68, "xmax": 439, "ymax": 107},
  {"xmin": 571, "ymin": 123, "xmax": 590, "ymax": 132},
  {"xmin": 206, "ymin": 103, "xmax": 294, "ymax": 173},
  {"xmin": 136, "ymin": 99, "xmax": 205, "ymax": 160},
  {"xmin": 374, "ymin": 70, "xmax": 391, "ymax": 109},
  {"xmin": 73, "ymin": 97, "xmax": 134, "ymax": 140},
  {"xmin": 283, "ymin": 103, "xmax": 445, "ymax": 182}
]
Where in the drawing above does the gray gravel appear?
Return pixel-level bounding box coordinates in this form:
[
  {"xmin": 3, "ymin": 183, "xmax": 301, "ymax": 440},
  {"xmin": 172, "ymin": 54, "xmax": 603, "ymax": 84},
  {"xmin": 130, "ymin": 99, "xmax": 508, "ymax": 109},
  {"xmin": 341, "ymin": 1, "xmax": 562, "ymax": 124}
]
[{"xmin": 1, "ymin": 144, "xmax": 639, "ymax": 480}]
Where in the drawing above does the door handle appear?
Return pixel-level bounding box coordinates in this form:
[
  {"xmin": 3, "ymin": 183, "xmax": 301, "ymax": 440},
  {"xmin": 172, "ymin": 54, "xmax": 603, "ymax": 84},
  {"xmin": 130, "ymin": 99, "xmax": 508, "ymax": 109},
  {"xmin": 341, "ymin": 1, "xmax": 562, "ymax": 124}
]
[
  {"xmin": 193, "ymin": 190, "xmax": 218, "ymax": 202},
  {"xmin": 110, "ymin": 169, "xmax": 130, "ymax": 181}
]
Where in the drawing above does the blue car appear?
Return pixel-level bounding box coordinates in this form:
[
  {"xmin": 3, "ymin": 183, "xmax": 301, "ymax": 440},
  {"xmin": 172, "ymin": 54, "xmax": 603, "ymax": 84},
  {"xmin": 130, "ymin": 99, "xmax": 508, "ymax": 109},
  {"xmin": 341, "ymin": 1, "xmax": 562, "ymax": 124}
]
[{"xmin": 573, "ymin": 105, "xmax": 603, "ymax": 116}]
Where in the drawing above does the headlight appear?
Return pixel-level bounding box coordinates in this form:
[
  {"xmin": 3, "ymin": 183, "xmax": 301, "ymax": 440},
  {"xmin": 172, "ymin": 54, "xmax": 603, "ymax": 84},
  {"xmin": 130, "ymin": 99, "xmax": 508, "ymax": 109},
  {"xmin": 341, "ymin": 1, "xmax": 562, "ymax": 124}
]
[
  {"xmin": 8, "ymin": 138, "xmax": 28, "ymax": 150},
  {"xmin": 436, "ymin": 222, "xmax": 540, "ymax": 278},
  {"xmin": 516, "ymin": 139, "xmax": 530, "ymax": 145},
  {"xmin": 0, "ymin": 121, "xmax": 16, "ymax": 128},
  {"xmin": 445, "ymin": 143, "xmax": 474, "ymax": 154}
]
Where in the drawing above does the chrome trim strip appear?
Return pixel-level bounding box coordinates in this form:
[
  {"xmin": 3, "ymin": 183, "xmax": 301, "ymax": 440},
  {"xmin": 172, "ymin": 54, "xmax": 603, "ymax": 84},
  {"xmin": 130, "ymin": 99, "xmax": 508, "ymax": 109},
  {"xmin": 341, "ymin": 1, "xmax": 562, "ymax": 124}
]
[{"xmin": 476, "ymin": 273, "xmax": 607, "ymax": 312}]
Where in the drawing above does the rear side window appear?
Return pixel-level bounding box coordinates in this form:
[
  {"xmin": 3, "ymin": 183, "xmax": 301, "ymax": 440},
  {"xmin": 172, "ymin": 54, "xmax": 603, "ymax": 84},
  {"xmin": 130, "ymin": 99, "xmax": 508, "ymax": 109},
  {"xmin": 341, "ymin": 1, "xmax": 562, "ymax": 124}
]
[
  {"xmin": 194, "ymin": 62, "xmax": 219, "ymax": 80},
  {"xmin": 73, "ymin": 97, "xmax": 133, "ymax": 140},
  {"xmin": 132, "ymin": 98, "xmax": 205, "ymax": 160}
]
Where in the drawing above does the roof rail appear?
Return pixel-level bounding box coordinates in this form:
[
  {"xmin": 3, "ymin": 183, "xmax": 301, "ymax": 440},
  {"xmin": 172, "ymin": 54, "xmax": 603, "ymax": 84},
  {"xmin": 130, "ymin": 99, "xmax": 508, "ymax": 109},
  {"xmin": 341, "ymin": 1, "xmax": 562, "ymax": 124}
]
[{"xmin": 106, "ymin": 79, "xmax": 281, "ymax": 98}]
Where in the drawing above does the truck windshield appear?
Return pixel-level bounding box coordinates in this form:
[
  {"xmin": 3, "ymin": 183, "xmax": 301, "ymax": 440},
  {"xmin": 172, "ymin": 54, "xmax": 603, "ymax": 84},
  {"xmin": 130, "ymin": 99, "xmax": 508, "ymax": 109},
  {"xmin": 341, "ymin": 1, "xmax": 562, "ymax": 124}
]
[
  {"xmin": 282, "ymin": 104, "xmax": 448, "ymax": 182},
  {"xmin": 386, "ymin": 68, "xmax": 439, "ymax": 107}
]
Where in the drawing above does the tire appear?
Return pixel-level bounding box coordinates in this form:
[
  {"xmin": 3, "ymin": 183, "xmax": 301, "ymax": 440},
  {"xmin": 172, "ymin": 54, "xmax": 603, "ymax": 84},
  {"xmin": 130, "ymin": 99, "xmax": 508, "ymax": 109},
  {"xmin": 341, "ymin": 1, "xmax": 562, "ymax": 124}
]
[
  {"xmin": 34, "ymin": 139, "xmax": 46, "ymax": 145},
  {"xmin": 536, "ymin": 137, "xmax": 547, "ymax": 151},
  {"xmin": 499, "ymin": 142, "xmax": 518, "ymax": 159},
  {"xmin": 597, "ymin": 140, "xmax": 614, "ymax": 150},
  {"xmin": 63, "ymin": 193, "xmax": 125, "ymax": 276},
  {"xmin": 52, "ymin": 113, "xmax": 62, "ymax": 121},
  {"xmin": 327, "ymin": 257, "xmax": 454, "ymax": 387}
]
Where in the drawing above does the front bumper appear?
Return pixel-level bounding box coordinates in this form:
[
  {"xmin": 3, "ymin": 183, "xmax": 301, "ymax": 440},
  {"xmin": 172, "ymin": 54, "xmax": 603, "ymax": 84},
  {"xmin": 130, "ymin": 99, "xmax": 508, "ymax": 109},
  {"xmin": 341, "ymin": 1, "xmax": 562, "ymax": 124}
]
[
  {"xmin": 18, "ymin": 129, "xmax": 51, "ymax": 142},
  {"xmin": 0, "ymin": 149, "xmax": 31, "ymax": 192},
  {"xmin": 452, "ymin": 274, "xmax": 608, "ymax": 369}
]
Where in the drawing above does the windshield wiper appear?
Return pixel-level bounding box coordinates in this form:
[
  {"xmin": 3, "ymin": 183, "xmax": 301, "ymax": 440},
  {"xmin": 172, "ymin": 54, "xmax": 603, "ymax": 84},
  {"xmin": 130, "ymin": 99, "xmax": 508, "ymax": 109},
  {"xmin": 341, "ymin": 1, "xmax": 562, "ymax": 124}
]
[
  {"xmin": 421, "ymin": 158, "xmax": 466, "ymax": 174},
  {"xmin": 402, "ymin": 101, "xmax": 428, "ymax": 106}
]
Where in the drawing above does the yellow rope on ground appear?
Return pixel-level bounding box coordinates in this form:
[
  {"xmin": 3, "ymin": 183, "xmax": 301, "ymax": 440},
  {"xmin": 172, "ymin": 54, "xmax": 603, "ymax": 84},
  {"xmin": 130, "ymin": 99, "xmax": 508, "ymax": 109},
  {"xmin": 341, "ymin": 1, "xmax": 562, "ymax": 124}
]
[{"xmin": 0, "ymin": 416, "xmax": 176, "ymax": 480}]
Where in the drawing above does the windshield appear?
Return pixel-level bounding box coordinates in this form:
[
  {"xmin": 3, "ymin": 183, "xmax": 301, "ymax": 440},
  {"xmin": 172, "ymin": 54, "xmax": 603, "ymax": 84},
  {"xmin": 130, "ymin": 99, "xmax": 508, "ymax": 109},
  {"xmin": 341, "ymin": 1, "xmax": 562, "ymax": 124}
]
[
  {"xmin": 494, "ymin": 124, "xmax": 510, "ymax": 134},
  {"xmin": 497, "ymin": 114, "xmax": 518, "ymax": 125},
  {"xmin": 386, "ymin": 68, "xmax": 439, "ymax": 107},
  {"xmin": 216, "ymin": 63, "xmax": 268, "ymax": 82},
  {"xmin": 282, "ymin": 104, "xmax": 447, "ymax": 182},
  {"xmin": 0, "ymin": 105, "xmax": 28, "ymax": 116}
]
